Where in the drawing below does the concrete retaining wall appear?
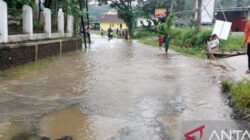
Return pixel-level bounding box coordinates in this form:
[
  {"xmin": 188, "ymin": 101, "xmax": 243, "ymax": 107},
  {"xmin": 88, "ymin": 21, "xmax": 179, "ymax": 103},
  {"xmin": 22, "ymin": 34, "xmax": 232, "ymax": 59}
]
[{"xmin": 0, "ymin": 38, "xmax": 82, "ymax": 70}]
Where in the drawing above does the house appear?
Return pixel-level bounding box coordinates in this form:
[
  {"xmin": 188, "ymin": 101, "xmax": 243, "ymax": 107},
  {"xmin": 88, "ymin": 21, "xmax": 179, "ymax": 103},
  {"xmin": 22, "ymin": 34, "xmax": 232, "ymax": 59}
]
[
  {"xmin": 98, "ymin": 9, "xmax": 127, "ymax": 31},
  {"xmin": 215, "ymin": 7, "xmax": 249, "ymax": 32}
]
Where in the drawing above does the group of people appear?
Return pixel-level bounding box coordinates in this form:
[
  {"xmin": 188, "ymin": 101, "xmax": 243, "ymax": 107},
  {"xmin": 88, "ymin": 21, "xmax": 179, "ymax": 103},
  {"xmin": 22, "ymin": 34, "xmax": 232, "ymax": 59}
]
[
  {"xmin": 100, "ymin": 28, "xmax": 129, "ymax": 40},
  {"xmin": 205, "ymin": 34, "xmax": 220, "ymax": 62},
  {"xmin": 158, "ymin": 34, "xmax": 171, "ymax": 53}
]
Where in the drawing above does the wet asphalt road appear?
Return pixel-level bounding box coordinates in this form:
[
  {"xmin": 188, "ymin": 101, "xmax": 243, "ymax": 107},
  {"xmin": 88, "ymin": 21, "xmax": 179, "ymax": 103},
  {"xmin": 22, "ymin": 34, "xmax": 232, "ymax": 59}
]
[{"xmin": 0, "ymin": 34, "xmax": 237, "ymax": 140}]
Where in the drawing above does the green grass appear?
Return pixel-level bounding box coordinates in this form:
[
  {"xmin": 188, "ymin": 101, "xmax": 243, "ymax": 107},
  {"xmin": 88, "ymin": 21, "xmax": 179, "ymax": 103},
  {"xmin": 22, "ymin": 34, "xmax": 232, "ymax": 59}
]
[
  {"xmin": 91, "ymin": 30, "xmax": 119, "ymax": 38},
  {"xmin": 90, "ymin": 30, "xmax": 101, "ymax": 35},
  {"xmin": 136, "ymin": 30, "xmax": 245, "ymax": 58},
  {"xmin": 0, "ymin": 71, "xmax": 8, "ymax": 77},
  {"xmin": 230, "ymin": 80, "xmax": 250, "ymax": 119},
  {"xmin": 133, "ymin": 31, "xmax": 160, "ymax": 39},
  {"xmin": 220, "ymin": 35, "xmax": 244, "ymax": 51},
  {"xmin": 138, "ymin": 36, "xmax": 207, "ymax": 58},
  {"xmin": 1, "ymin": 56, "xmax": 61, "ymax": 77},
  {"xmin": 138, "ymin": 37, "xmax": 158, "ymax": 46},
  {"xmin": 221, "ymin": 80, "xmax": 233, "ymax": 93}
]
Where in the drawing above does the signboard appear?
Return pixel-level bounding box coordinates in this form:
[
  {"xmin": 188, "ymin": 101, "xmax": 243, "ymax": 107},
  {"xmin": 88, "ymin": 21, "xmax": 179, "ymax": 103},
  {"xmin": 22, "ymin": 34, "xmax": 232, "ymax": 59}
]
[
  {"xmin": 201, "ymin": 0, "xmax": 215, "ymax": 23},
  {"xmin": 212, "ymin": 20, "xmax": 232, "ymax": 40},
  {"xmin": 195, "ymin": 0, "xmax": 215, "ymax": 23},
  {"xmin": 155, "ymin": 9, "xmax": 167, "ymax": 18}
]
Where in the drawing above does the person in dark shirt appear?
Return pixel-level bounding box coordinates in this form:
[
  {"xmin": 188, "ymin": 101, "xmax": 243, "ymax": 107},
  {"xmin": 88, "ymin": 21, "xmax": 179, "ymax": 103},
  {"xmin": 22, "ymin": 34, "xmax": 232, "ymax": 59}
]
[{"xmin": 164, "ymin": 35, "xmax": 171, "ymax": 53}]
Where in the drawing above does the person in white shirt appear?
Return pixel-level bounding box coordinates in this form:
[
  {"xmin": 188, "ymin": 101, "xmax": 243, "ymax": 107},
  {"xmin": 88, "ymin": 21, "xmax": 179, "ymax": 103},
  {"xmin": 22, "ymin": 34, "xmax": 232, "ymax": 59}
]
[{"xmin": 209, "ymin": 34, "xmax": 219, "ymax": 62}]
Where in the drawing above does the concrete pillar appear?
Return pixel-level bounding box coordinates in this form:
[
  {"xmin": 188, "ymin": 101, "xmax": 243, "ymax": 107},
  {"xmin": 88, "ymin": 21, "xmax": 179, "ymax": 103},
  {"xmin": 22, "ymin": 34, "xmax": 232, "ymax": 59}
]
[
  {"xmin": 67, "ymin": 15, "xmax": 73, "ymax": 37},
  {"xmin": 58, "ymin": 9, "xmax": 64, "ymax": 36},
  {"xmin": 23, "ymin": 5, "xmax": 33, "ymax": 39},
  {"xmin": 0, "ymin": 0, "xmax": 8, "ymax": 43},
  {"xmin": 43, "ymin": 8, "xmax": 51, "ymax": 38}
]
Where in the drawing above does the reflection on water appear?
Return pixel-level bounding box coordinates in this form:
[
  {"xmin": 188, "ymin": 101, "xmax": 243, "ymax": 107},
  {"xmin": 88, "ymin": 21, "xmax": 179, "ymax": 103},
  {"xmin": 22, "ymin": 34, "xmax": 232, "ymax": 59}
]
[{"xmin": 0, "ymin": 35, "xmax": 238, "ymax": 140}]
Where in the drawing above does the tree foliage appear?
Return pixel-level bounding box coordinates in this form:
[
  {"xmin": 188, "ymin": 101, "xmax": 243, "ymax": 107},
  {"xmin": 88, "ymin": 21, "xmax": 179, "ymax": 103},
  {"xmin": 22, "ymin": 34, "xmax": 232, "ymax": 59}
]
[{"xmin": 4, "ymin": 0, "xmax": 36, "ymax": 8}]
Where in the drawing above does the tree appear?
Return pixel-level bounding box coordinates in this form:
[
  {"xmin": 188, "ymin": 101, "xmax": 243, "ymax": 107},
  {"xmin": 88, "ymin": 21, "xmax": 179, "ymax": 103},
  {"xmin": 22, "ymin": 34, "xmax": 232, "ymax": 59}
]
[{"xmin": 98, "ymin": 0, "xmax": 137, "ymax": 38}]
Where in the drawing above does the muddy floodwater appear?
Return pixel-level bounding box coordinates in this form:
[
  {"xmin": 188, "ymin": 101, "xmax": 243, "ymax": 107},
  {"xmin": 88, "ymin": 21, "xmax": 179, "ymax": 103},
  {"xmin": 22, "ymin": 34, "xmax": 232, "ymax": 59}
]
[{"xmin": 0, "ymin": 35, "xmax": 242, "ymax": 139}]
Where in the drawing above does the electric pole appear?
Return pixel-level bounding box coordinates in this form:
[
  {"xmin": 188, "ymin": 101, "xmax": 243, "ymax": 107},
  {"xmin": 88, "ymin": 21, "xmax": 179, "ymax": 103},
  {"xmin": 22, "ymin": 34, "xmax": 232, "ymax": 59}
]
[
  {"xmin": 195, "ymin": 0, "xmax": 202, "ymax": 35},
  {"xmin": 79, "ymin": 0, "xmax": 87, "ymax": 49},
  {"xmin": 86, "ymin": 0, "xmax": 91, "ymax": 44},
  {"xmin": 170, "ymin": 0, "xmax": 174, "ymax": 12}
]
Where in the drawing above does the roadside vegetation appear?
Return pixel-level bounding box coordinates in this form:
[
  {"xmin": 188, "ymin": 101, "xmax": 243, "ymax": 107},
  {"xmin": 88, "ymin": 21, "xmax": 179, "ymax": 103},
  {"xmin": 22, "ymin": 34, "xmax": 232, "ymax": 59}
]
[
  {"xmin": 134, "ymin": 29, "xmax": 244, "ymax": 58},
  {"xmin": 221, "ymin": 80, "xmax": 250, "ymax": 120},
  {"xmin": 0, "ymin": 56, "xmax": 61, "ymax": 78}
]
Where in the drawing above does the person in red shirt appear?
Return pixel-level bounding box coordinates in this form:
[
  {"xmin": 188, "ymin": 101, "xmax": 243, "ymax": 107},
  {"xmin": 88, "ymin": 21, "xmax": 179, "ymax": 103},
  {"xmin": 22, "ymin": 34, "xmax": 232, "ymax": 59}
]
[{"xmin": 158, "ymin": 35, "xmax": 165, "ymax": 50}]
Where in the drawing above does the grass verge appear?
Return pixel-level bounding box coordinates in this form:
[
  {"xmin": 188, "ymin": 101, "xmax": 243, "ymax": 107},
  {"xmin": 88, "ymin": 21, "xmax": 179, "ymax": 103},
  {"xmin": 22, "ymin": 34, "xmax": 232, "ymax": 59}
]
[
  {"xmin": 136, "ymin": 30, "xmax": 244, "ymax": 57},
  {"xmin": 90, "ymin": 30, "xmax": 119, "ymax": 38},
  {"xmin": 0, "ymin": 56, "xmax": 61, "ymax": 78},
  {"xmin": 221, "ymin": 80, "xmax": 250, "ymax": 120},
  {"xmin": 230, "ymin": 80, "xmax": 250, "ymax": 119},
  {"xmin": 138, "ymin": 36, "xmax": 207, "ymax": 58}
]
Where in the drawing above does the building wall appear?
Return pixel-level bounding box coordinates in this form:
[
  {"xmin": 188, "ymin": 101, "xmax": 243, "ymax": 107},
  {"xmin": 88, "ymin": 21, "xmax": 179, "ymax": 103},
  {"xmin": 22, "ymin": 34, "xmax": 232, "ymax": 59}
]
[
  {"xmin": 216, "ymin": 11, "xmax": 246, "ymax": 32},
  {"xmin": 0, "ymin": 38, "xmax": 82, "ymax": 70},
  {"xmin": 100, "ymin": 22, "xmax": 128, "ymax": 31}
]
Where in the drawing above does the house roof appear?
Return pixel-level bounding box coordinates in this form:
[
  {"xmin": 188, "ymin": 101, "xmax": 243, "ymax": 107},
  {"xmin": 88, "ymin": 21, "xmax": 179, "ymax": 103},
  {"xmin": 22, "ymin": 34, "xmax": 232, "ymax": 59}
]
[{"xmin": 98, "ymin": 9, "xmax": 124, "ymax": 23}]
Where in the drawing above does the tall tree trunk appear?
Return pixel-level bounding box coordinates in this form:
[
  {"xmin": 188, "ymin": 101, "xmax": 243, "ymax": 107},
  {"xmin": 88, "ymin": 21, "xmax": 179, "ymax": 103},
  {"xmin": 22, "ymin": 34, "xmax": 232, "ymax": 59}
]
[
  {"xmin": 74, "ymin": 12, "xmax": 79, "ymax": 36},
  {"xmin": 195, "ymin": 0, "xmax": 202, "ymax": 35}
]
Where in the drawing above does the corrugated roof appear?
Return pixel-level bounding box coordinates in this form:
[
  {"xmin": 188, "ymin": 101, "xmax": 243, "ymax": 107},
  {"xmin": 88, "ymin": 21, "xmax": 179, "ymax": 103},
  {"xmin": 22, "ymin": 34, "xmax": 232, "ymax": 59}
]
[{"xmin": 98, "ymin": 14, "xmax": 124, "ymax": 23}]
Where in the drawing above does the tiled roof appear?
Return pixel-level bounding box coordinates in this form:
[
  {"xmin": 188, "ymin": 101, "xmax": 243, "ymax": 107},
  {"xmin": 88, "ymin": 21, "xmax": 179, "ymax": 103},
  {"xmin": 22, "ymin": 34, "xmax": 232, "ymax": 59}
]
[{"xmin": 98, "ymin": 14, "xmax": 124, "ymax": 23}]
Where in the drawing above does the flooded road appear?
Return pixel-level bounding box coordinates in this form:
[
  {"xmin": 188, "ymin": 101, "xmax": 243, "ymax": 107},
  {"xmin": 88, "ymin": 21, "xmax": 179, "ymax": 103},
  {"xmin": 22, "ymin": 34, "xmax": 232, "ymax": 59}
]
[{"xmin": 0, "ymin": 35, "xmax": 239, "ymax": 139}]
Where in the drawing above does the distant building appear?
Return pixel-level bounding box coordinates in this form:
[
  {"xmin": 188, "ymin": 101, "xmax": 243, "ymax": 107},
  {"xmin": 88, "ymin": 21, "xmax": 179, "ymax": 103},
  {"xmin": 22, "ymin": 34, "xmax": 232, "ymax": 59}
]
[
  {"xmin": 215, "ymin": 7, "xmax": 249, "ymax": 32},
  {"xmin": 98, "ymin": 9, "xmax": 127, "ymax": 31}
]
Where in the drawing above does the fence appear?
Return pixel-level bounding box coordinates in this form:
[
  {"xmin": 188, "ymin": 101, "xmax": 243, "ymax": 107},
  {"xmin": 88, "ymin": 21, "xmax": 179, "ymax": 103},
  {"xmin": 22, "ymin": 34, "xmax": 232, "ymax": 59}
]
[{"xmin": 0, "ymin": 0, "xmax": 73, "ymax": 43}]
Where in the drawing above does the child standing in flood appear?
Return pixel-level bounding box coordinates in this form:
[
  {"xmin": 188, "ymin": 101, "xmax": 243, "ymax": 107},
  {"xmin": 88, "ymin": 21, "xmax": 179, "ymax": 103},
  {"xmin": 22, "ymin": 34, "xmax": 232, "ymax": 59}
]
[
  {"xmin": 209, "ymin": 34, "xmax": 219, "ymax": 62},
  {"xmin": 158, "ymin": 35, "xmax": 164, "ymax": 50},
  {"xmin": 165, "ymin": 35, "xmax": 171, "ymax": 53}
]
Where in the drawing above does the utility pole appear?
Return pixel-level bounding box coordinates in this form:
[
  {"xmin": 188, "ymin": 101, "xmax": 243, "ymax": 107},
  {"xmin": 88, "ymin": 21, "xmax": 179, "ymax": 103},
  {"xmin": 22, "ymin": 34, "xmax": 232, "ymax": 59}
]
[
  {"xmin": 195, "ymin": 0, "xmax": 202, "ymax": 35},
  {"xmin": 79, "ymin": 0, "xmax": 87, "ymax": 49},
  {"xmin": 86, "ymin": 0, "xmax": 91, "ymax": 44},
  {"xmin": 170, "ymin": 0, "xmax": 174, "ymax": 12}
]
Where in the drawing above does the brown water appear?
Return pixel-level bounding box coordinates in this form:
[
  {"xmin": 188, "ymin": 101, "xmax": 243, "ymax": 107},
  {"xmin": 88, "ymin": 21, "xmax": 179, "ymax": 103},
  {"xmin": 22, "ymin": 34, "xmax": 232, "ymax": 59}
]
[{"xmin": 0, "ymin": 35, "xmax": 239, "ymax": 140}]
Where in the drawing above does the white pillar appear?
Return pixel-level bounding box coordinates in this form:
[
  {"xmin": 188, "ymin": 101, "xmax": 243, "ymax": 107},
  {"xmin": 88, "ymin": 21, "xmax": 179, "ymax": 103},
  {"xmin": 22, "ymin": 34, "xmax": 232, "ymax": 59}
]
[
  {"xmin": 23, "ymin": 5, "xmax": 33, "ymax": 39},
  {"xmin": 67, "ymin": 15, "xmax": 73, "ymax": 37},
  {"xmin": 43, "ymin": 8, "xmax": 51, "ymax": 38},
  {"xmin": 58, "ymin": 9, "xmax": 64, "ymax": 36},
  {"xmin": 0, "ymin": 0, "xmax": 8, "ymax": 43}
]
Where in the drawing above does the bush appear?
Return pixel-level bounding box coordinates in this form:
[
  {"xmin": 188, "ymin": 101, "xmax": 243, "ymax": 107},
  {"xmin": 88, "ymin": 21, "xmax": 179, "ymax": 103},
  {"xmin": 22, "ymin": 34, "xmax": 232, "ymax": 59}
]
[
  {"xmin": 167, "ymin": 29, "xmax": 211, "ymax": 49},
  {"xmin": 230, "ymin": 80, "xmax": 250, "ymax": 118},
  {"xmin": 221, "ymin": 80, "xmax": 233, "ymax": 93},
  {"xmin": 195, "ymin": 29, "xmax": 212, "ymax": 47}
]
